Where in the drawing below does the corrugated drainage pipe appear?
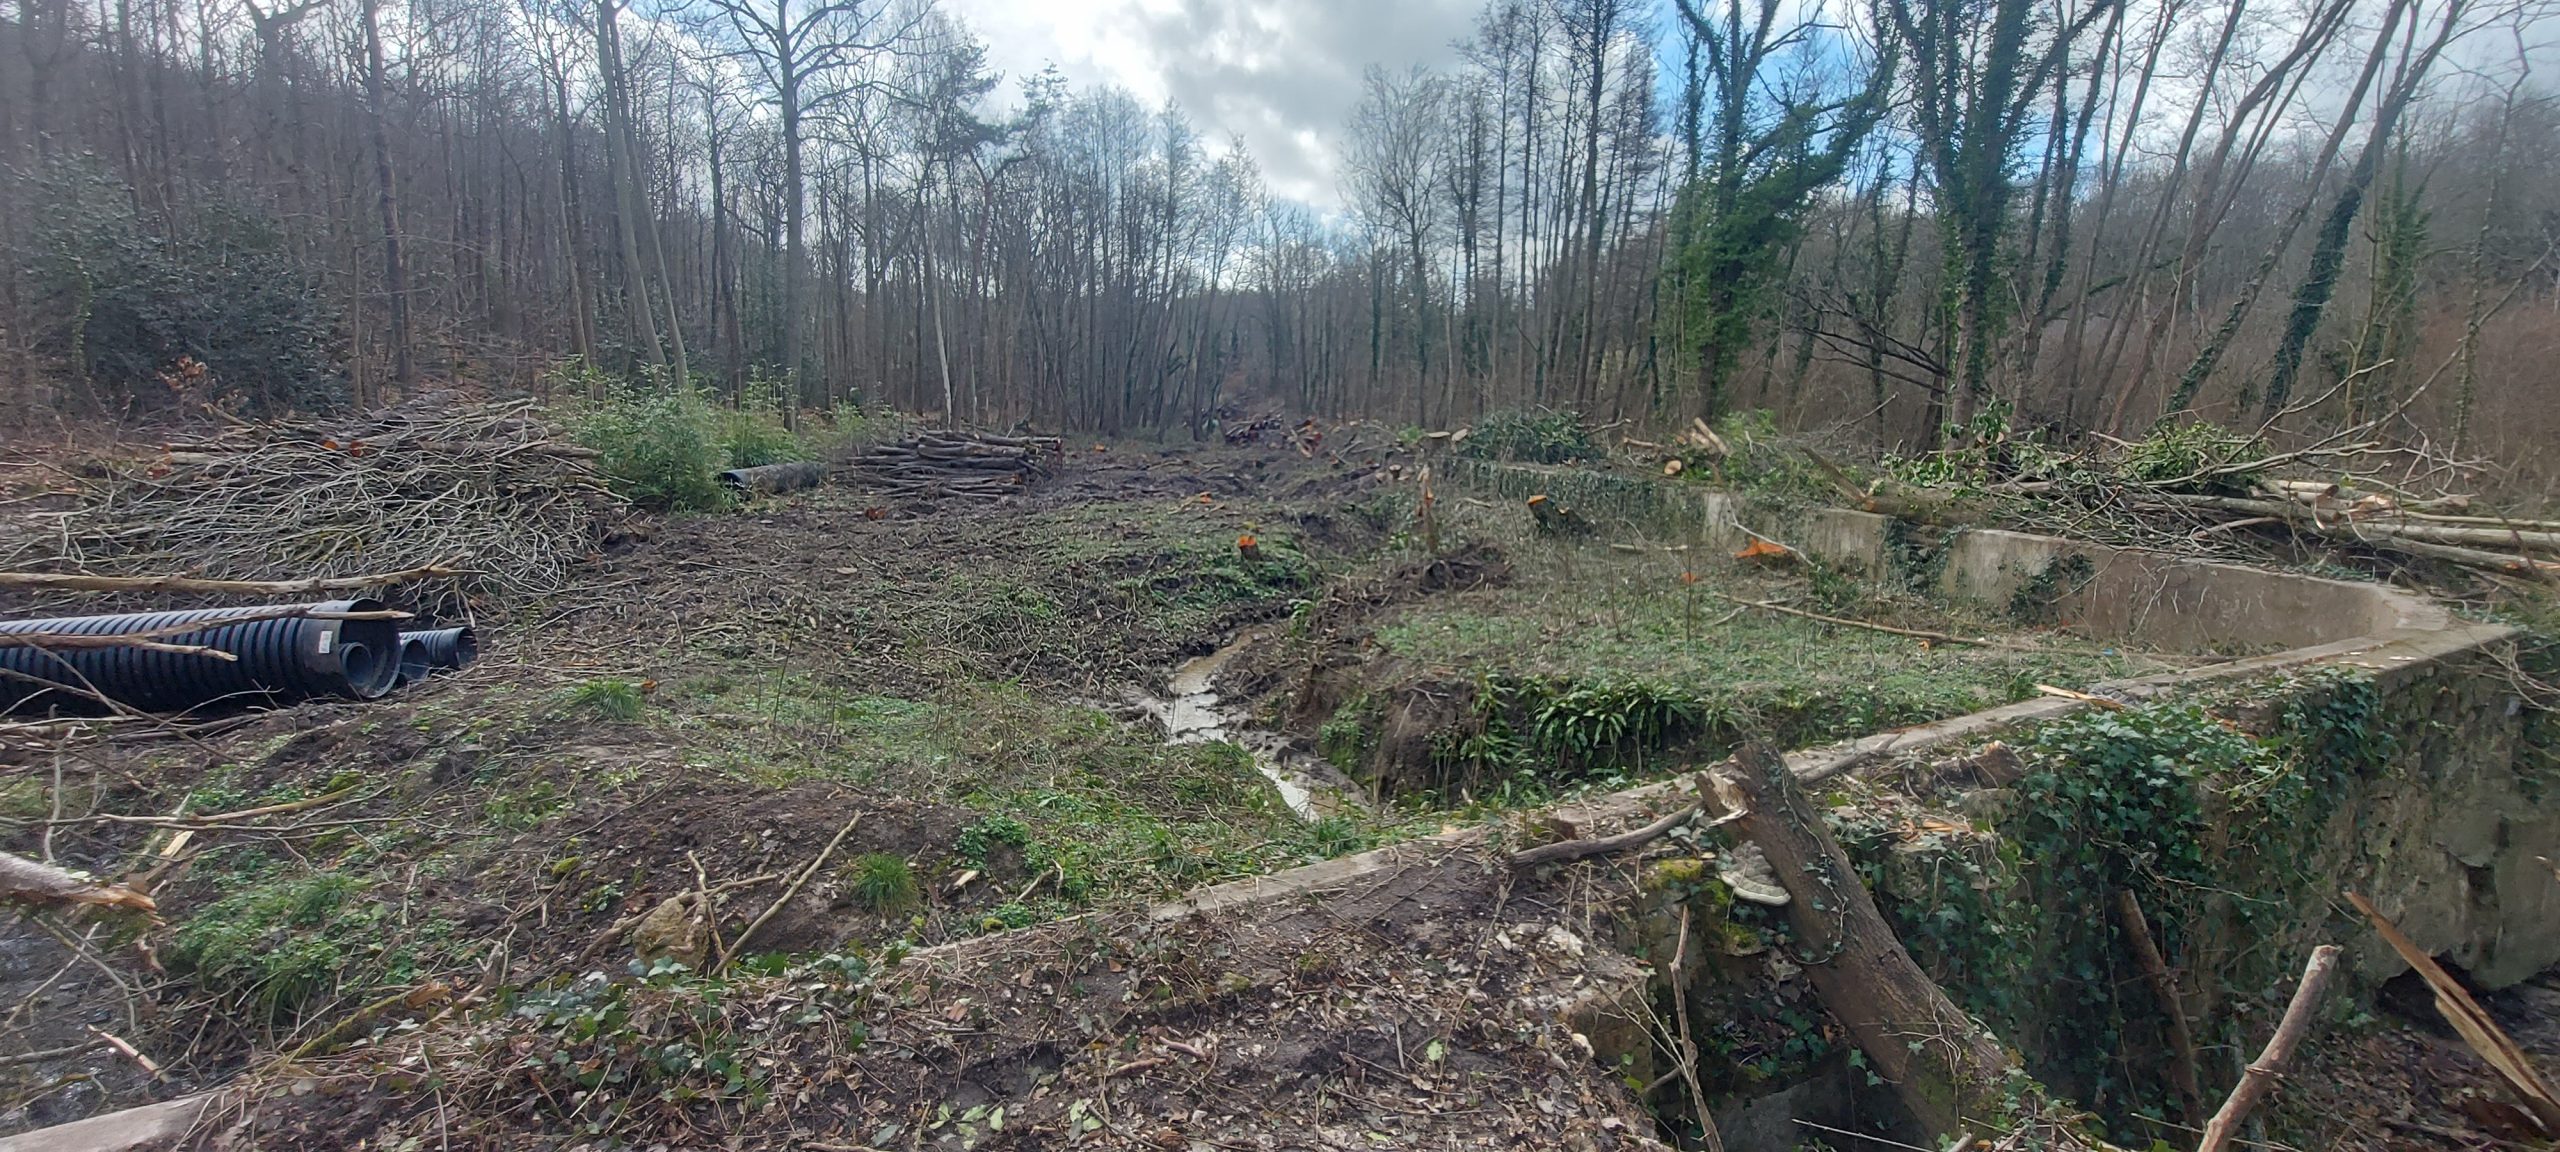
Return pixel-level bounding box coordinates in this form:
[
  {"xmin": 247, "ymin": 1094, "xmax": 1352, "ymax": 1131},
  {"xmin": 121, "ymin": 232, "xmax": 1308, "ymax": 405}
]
[
  {"xmin": 0, "ymin": 599, "xmax": 403, "ymax": 715},
  {"xmin": 396, "ymin": 627, "xmax": 478, "ymax": 685}
]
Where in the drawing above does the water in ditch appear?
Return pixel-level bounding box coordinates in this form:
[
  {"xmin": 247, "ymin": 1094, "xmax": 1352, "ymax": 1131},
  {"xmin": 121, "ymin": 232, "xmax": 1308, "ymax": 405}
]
[{"xmin": 1136, "ymin": 630, "xmax": 1367, "ymax": 821}]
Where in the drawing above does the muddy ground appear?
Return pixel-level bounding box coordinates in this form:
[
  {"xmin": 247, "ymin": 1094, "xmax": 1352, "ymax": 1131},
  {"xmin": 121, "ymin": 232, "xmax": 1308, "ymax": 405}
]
[{"xmin": 3, "ymin": 426, "xmax": 2555, "ymax": 1150}]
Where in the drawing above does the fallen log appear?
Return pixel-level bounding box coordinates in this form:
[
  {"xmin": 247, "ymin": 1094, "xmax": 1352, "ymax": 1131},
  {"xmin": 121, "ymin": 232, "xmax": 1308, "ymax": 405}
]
[
  {"xmin": 2144, "ymin": 494, "xmax": 2560, "ymax": 578},
  {"xmin": 1, "ymin": 851, "xmax": 159, "ymax": 913},
  {"xmin": 1701, "ymin": 741, "xmax": 2067, "ymax": 1141}
]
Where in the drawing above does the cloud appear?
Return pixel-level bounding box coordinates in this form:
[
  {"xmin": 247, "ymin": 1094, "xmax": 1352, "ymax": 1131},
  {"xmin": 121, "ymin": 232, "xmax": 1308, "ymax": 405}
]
[{"xmin": 941, "ymin": 0, "xmax": 1481, "ymax": 206}]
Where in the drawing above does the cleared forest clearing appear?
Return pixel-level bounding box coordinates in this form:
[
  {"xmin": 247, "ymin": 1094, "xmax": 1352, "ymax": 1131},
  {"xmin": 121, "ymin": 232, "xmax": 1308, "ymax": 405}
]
[{"xmin": 1, "ymin": 406, "xmax": 2555, "ymax": 1152}]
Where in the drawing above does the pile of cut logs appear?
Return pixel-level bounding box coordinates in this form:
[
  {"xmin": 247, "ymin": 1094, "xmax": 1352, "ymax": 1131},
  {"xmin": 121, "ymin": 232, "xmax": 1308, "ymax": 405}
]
[{"xmin": 846, "ymin": 430, "xmax": 1063, "ymax": 500}]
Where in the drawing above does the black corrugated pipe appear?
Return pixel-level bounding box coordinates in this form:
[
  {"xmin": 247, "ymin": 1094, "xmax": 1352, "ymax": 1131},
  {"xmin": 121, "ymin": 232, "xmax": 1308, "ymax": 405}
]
[
  {"xmin": 719, "ymin": 461, "xmax": 826, "ymax": 495},
  {"xmin": 395, "ymin": 627, "xmax": 478, "ymax": 685},
  {"xmin": 0, "ymin": 599, "xmax": 403, "ymax": 715}
]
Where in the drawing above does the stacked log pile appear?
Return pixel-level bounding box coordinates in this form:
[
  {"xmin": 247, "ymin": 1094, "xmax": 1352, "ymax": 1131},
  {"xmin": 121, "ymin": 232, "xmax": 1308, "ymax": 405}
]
[{"xmin": 846, "ymin": 431, "xmax": 1062, "ymax": 500}]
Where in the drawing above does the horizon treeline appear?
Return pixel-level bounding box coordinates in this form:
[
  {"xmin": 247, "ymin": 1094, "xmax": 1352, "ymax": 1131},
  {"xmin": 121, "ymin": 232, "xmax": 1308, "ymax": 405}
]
[{"xmin": 1, "ymin": 0, "xmax": 2553, "ymax": 488}]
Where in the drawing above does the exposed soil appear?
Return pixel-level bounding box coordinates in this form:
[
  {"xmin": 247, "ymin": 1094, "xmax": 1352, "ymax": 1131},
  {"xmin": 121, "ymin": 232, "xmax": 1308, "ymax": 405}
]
[{"xmin": 215, "ymin": 840, "xmax": 1681, "ymax": 1152}]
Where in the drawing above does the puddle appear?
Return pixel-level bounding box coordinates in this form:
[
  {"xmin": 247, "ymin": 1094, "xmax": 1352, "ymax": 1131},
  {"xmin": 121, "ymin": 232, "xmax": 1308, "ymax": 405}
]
[{"xmin": 1139, "ymin": 631, "xmax": 1367, "ymax": 821}]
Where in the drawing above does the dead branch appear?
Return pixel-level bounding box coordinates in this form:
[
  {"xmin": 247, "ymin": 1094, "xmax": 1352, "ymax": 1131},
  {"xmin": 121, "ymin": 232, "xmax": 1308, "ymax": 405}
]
[
  {"xmin": 0, "ymin": 561, "xmax": 469, "ymax": 596},
  {"xmin": 2195, "ymin": 945, "xmax": 2341, "ymax": 1152},
  {"xmin": 0, "ymin": 397, "xmax": 619, "ymax": 611},
  {"xmin": 0, "ymin": 851, "xmax": 159, "ymax": 914},
  {"xmin": 1508, "ymin": 786, "xmax": 1742, "ymax": 868},
  {"xmin": 71, "ymin": 784, "xmax": 366, "ymax": 827},
  {"xmin": 721, "ymin": 811, "xmax": 862, "ymax": 968},
  {"xmin": 2111, "ymin": 889, "xmax": 2202, "ymax": 1121},
  {"xmin": 2349, "ymin": 892, "xmax": 2560, "ymax": 1136},
  {"xmin": 1711, "ymin": 593, "xmax": 1989, "ymax": 646}
]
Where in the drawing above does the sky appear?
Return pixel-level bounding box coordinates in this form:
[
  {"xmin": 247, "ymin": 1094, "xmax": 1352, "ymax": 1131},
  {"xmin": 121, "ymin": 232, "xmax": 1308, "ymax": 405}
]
[{"xmin": 938, "ymin": 0, "xmax": 1486, "ymax": 207}]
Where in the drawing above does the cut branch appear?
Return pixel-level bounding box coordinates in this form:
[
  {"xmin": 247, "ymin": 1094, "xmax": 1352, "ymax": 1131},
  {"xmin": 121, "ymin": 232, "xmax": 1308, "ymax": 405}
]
[
  {"xmin": 2195, "ymin": 944, "xmax": 2341, "ymax": 1152},
  {"xmin": 2349, "ymin": 892, "xmax": 2560, "ymax": 1136}
]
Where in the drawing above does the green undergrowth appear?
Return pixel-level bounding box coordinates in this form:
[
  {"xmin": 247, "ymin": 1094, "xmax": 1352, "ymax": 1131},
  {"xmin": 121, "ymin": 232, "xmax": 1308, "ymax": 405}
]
[
  {"xmin": 1835, "ymin": 668, "xmax": 2397, "ymax": 1139},
  {"xmin": 168, "ymin": 857, "xmax": 467, "ymax": 1023},
  {"xmin": 565, "ymin": 376, "xmax": 811, "ymax": 512},
  {"xmin": 1355, "ymin": 538, "xmax": 2162, "ymax": 802},
  {"xmin": 669, "ymin": 672, "xmax": 1406, "ymax": 920}
]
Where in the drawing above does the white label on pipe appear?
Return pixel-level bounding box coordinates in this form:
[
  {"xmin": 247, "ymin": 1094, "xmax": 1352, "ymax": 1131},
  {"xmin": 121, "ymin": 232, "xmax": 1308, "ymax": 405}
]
[{"xmin": 317, "ymin": 631, "xmax": 334, "ymax": 654}]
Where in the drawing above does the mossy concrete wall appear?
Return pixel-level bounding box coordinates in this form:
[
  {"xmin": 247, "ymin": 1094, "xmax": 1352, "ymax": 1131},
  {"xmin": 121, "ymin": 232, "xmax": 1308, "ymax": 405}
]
[{"xmin": 1453, "ymin": 459, "xmax": 2550, "ymax": 989}]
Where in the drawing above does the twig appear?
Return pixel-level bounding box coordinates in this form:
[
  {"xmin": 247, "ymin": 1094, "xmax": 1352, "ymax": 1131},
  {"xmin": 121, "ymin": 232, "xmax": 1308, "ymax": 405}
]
[
  {"xmin": 2195, "ymin": 945, "xmax": 2341, "ymax": 1152},
  {"xmin": 86, "ymin": 1026, "xmax": 162, "ymax": 1078},
  {"xmin": 1711, "ymin": 593, "xmax": 1988, "ymax": 646},
  {"xmin": 74, "ymin": 785, "xmax": 365, "ymax": 827},
  {"xmin": 0, "ymin": 1040, "xmax": 109, "ymax": 1068},
  {"xmin": 721, "ymin": 811, "xmax": 862, "ymax": 968}
]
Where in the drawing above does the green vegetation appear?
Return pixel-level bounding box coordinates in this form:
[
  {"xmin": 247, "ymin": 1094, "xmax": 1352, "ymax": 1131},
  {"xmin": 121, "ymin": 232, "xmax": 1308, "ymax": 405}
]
[
  {"xmin": 2117, "ymin": 419, "xmax": 2264, "ymax": 494},
  {"xmin": 713, "ymin": 399, "xmax": 810, "ymax": 469},
  {"xmin": 170, "ymin": 869, "xmax": 386, "ymax": 1019},
  {"xmin": 668, "ymin": 673, "xmax": 1407, "ymax": 922},
  {"xmin": 574, "ymin": 384, "xmax": 735, "ymax": 512},
  {"xmin": 1457, "ymin": 408, "xmax": 1594, "ymax": 464},
  {"xmin": 570, "ymin": 382, "xmax": 809, "ymax": 511},
  {"xmin": 844, "ymin": 853, "xmax": 920, "ymax": 915},
  {"xmin": 19, "ymin": 158, "xmax": 344, "ymax": 414},
  {"xmin": 566, "ymin": 678, "xmax": 647, "ymax": 722},
  {"xmin": 1375, "ymin": 557, "xmax": 2155, "ymax": 775},
  {"xmin": 1837, "ymin": 669, "xmax": 2398, "ymax": 1131}
]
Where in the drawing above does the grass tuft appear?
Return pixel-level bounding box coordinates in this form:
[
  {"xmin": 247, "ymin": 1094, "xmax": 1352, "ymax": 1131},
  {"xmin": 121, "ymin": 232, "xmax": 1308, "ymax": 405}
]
[{"xmin": 845, "ymin": 852, "xmax": 920, "ymax": 915}]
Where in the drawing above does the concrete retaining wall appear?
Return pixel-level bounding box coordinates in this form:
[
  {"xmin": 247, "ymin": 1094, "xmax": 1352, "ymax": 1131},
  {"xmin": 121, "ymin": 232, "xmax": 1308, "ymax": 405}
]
[{"xmin": 1448, "ymin": 459, "xmax": 2548, "ymax": 986}]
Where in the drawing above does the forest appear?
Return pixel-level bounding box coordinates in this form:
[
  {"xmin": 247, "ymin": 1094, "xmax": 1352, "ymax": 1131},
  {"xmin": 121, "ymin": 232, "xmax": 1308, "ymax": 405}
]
[{"xmin": 0, "ymin": 0, "xmax": 2552, "ymax": 493}]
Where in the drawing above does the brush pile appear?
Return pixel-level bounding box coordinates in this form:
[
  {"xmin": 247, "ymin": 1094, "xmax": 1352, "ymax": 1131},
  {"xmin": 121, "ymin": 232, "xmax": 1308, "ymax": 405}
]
[
  {"xmin": 845, "ymin": 430, "xmax": 1062, "ymax": 500},
  {"xmin": 1, "ymin": 394, "xmax": 624, "ymax": 614}
]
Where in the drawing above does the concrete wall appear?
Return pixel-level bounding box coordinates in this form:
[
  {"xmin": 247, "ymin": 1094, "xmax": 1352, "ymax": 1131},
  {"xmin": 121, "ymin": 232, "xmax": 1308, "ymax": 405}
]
[{"xmin": 1452, "ymin": 460, "xmax": 2548, "ymax": 988}]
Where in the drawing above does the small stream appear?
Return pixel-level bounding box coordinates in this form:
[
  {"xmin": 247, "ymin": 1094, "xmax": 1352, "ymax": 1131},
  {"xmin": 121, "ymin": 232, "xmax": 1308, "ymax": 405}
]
[{"xmin": 1137, "ymin": 631, "xmax": 1367, "ymax": 821}]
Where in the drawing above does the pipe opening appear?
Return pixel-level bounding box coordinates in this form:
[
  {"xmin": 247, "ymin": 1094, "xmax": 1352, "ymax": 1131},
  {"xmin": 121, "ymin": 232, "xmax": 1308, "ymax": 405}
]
[{"xmin": 338, "ymin": 642, "xmax": 387, "ymax": 698}]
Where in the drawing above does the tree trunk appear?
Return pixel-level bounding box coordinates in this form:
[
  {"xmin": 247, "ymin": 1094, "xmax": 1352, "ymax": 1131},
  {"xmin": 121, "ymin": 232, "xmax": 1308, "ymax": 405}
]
[
  {"xmin": 1701, "ymin": 742, "xmax": 2023, "ymax": 1136},
  {"xmin": 361, "ymin": 0, "xmax": 413, "ymax": 390},
  {"xmin": 596, "ymin": 0, "xmax": 664, "ymax": 374}
]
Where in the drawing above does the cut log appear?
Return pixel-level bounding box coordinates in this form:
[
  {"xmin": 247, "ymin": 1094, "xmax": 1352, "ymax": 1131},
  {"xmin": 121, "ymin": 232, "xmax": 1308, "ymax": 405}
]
[
  {"xmin": 2144, "ymin": 494, "xmax": 2560, "ymax": 577},
  {"xmin": 1700, "ymin": 741, "xmax": 2034, "ymax": 1139},
  {"xmin": 1, "ymin": 851, "xmax": 159, "ymax": 914}
]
